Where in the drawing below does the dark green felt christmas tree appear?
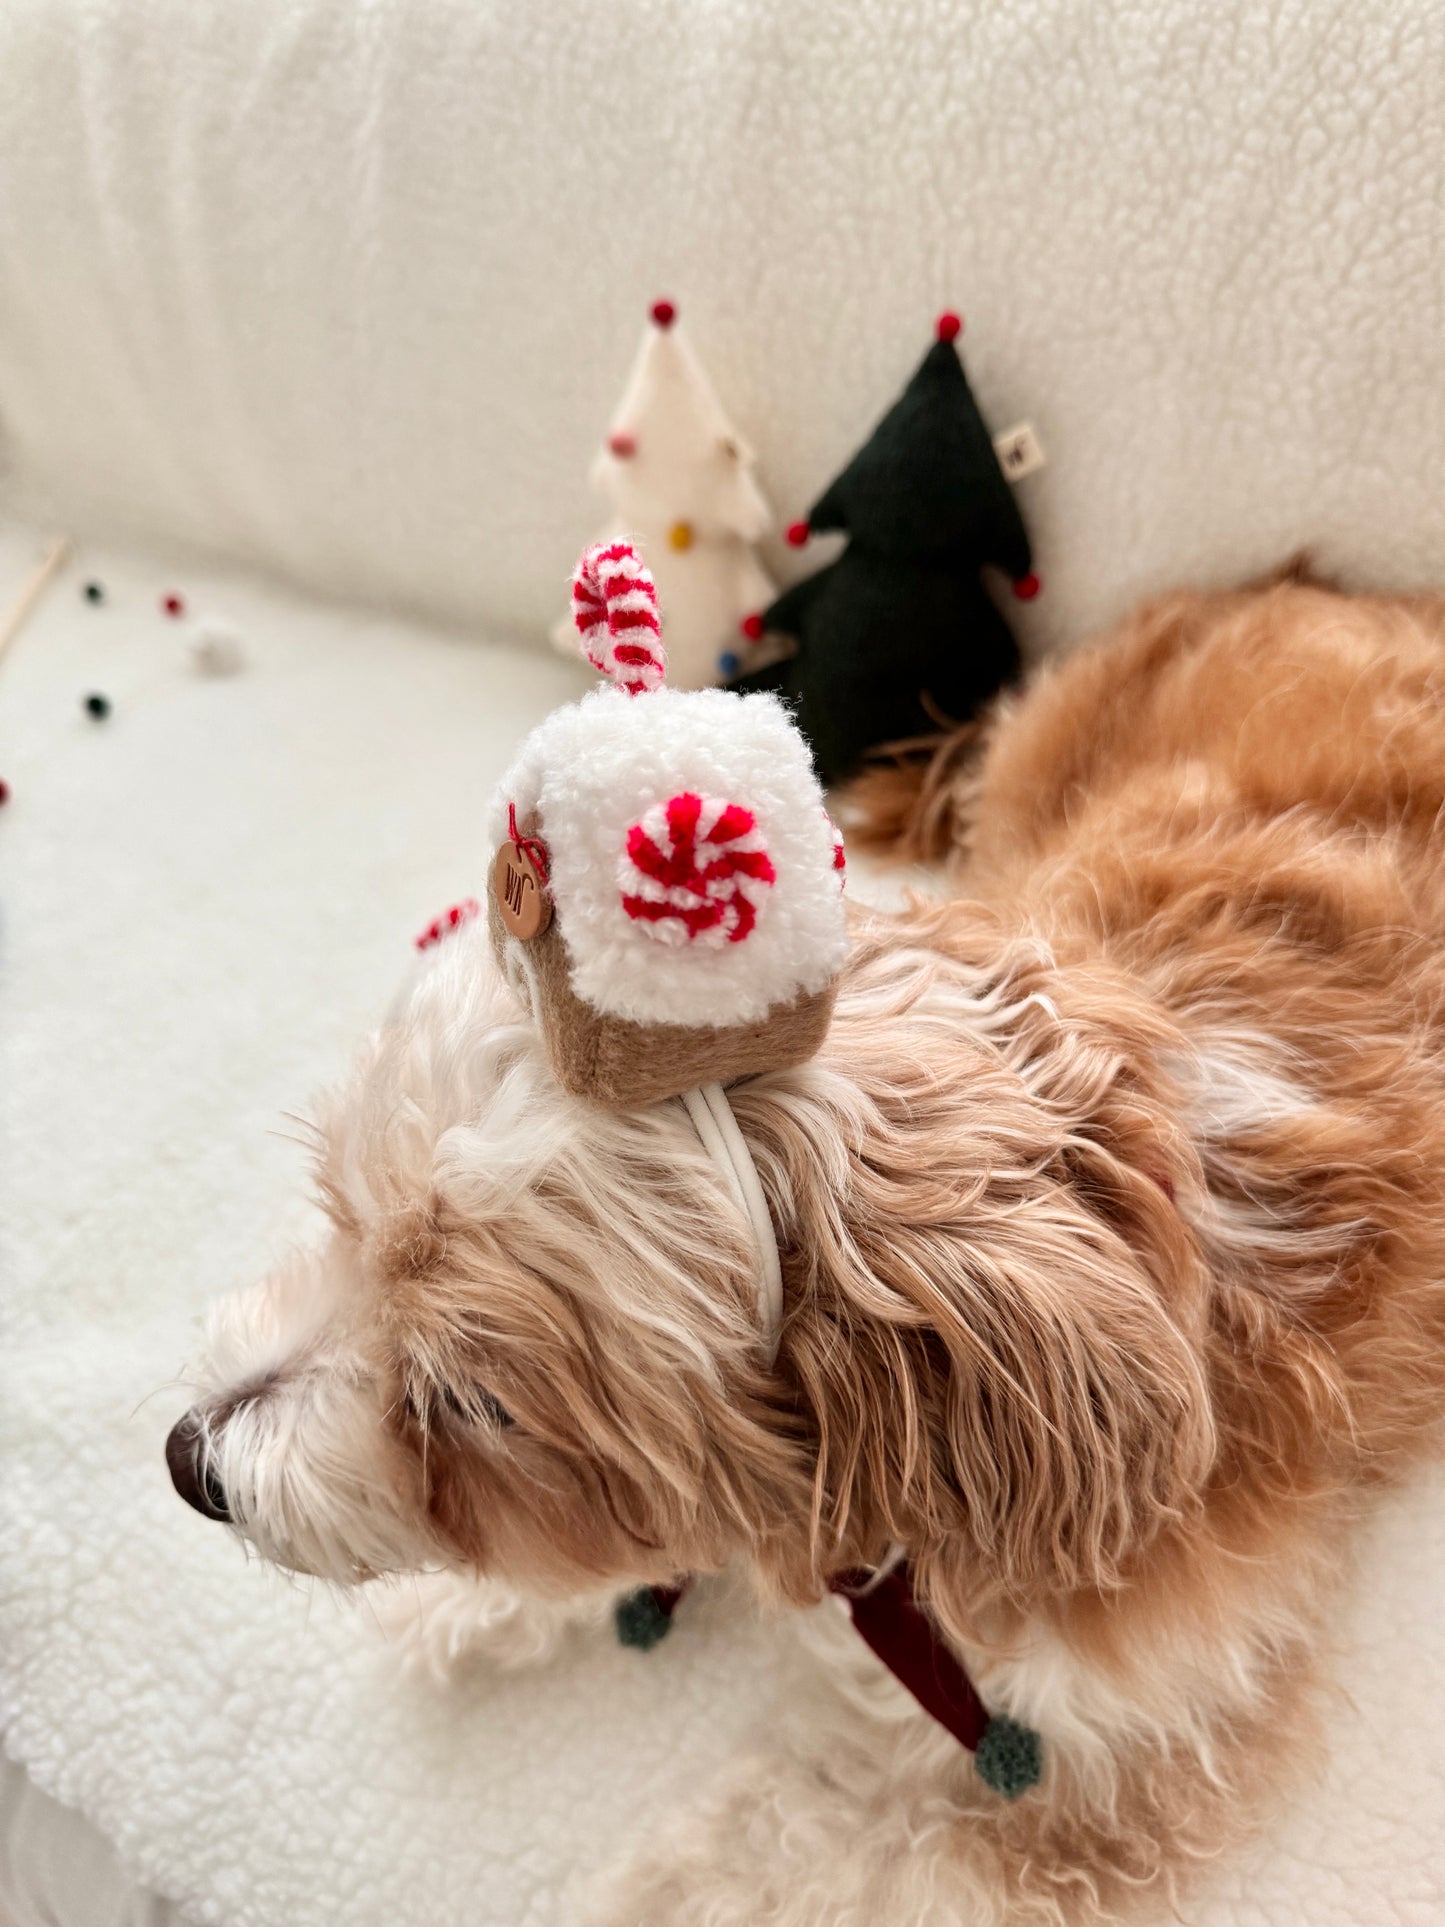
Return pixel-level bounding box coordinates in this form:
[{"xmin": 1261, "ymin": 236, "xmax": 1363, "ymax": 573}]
[{"xmin": 730, "ymin": 314, "xmax": 1037, "ymax": 785}]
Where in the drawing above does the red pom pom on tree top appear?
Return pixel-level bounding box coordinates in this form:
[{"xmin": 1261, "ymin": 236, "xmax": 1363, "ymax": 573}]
[
  {"xmin": 650, "ymin": 299, "xmax": 676, "ymax": 329},
  {"xmin": 936, "ymin": 311, "xmax": 963, "ymax": 343}
]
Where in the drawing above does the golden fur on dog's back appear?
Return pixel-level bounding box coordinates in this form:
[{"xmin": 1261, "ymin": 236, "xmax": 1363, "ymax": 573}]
[
  {"xmin": 757, "ymin": 573, "xmax": 1445, "ymax": 1919},
  {"xmin": 955, "ymin": 572, "xmax": 1445, "ymax": 1448},
  {"xmin": 853, "ymin": 577, "xmax": 1445, "ymax": 1541}
]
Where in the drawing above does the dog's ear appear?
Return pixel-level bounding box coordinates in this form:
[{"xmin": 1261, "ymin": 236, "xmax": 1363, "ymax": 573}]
[
  {"xmin": 919, "ymin": 1182, "xmax": 1216, "ymax": 1612},
  {"xmin": 783, "ymin": 1146, "xmax": 1216, "ymax": 1619}
]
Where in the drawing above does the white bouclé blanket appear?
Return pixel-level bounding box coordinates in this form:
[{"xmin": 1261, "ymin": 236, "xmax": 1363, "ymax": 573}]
[{"xmin": 1, "ymin": 532, "xmax": 1443, "ymax": 1925}]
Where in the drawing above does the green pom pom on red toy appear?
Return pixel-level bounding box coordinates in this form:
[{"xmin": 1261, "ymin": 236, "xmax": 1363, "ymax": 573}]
[
  {"xmin": 615, "ymin": 1584, "xmax": 681, "ymax": 1651},
  {"xmin": 974, "ymin": 1714, "xmax": 1042, "ymax": 1798}
]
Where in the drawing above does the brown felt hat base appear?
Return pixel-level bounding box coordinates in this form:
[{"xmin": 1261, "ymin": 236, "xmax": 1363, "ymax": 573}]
[{"xmin": 490, "ymin": 898, "xmax": 837, "ymax": 1108}]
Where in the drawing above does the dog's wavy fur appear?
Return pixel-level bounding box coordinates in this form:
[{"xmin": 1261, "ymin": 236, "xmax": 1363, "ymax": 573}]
[{"xmin": 183, "ymin": 572, "xmax": 1445, "ymax": 1924}]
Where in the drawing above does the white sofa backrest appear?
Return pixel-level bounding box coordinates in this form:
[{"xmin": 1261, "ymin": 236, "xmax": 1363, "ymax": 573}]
[{"xmin": 0, "ymin": 0, "xmax": 1440, "ymax": 651}]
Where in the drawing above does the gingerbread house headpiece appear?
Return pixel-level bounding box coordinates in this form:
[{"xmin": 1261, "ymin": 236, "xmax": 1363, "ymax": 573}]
[{"xmin": 488, "ymin": 541, "xmax": 847, "ymax": 1108}]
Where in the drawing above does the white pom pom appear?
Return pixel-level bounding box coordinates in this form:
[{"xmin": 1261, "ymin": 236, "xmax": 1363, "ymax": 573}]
[{"xmin": 188, "ymin": 619, "xmax": 246, "ymax": 677}]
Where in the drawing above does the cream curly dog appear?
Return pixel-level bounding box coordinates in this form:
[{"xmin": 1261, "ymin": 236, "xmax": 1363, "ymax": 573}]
[{"xmin": 168, "ymin": 571, "xmax": 1445, "ymax": 1924}]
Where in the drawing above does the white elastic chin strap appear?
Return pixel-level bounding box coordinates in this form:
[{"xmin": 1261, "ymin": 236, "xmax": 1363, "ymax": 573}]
[
  {"xmin": 680, "ymin": 1084, "xmax": 783, "ymax": 1366},
  {"xmin": 509, "ymin": 949, "xmax": 782, "ymax": 1363}
]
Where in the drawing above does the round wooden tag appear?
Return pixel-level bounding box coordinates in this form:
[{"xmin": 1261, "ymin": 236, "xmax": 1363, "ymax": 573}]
[{"xmin": 493, "ymin": 841, "xmax": 551, "ymax": 941}]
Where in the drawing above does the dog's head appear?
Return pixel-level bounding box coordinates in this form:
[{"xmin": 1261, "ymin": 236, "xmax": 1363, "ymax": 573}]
[
  {"xmin": 166, "ymin": 919, "xmax": 811, "ymax": 1590},
  {"xmin": 167, "ymin": 539, "xmax": 854, "ymax": 1590},
  {"xmin": 168, "ymin": 908, "xmax": 1215, "ymax": 1624}
]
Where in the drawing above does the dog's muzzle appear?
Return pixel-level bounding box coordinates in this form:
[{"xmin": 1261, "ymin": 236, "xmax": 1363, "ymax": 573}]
[{"xmin": 166, "ymin": 1409, "xmax": 231, "ymax": 1523}]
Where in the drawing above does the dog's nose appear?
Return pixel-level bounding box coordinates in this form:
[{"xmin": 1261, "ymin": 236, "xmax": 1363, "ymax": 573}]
[{"xmin": 165, "ymin": 1409, "xmax": 231, "ymax": 1522}]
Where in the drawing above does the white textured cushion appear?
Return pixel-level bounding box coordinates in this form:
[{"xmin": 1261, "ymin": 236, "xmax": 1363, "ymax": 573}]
[{"xmin": 0, "ymin": 0, "xmax": 1441, "ymax": 655}]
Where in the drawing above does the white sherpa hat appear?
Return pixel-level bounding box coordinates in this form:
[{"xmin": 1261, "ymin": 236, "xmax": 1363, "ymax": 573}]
[{"xmin": 488, "ymin": 541, "xmax": 847, "ymax": 1107}]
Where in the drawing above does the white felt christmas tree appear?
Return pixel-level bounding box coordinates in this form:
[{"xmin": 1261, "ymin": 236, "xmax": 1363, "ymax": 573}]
[{"xmin": 554, "ymin": 300, "xmax": 777, "ymax": 689}]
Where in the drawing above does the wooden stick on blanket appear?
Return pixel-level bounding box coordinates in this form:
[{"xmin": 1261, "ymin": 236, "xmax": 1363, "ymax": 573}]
[{"xmin": 0, "ymin": 535, "xmax": 70, "ymax": 667}]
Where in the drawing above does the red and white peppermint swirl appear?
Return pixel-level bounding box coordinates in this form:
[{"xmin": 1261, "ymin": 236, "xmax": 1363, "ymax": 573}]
[
  {"xmin": 619, "ymin": 792, "xmax": 776, "ymax": 945},
  {"xmin": 571, "ymin": 541, "xmax": 666, "ymax": 695}
]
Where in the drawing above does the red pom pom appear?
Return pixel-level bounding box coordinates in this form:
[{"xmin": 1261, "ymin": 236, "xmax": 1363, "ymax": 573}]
[
  {"xmin": 414, "ymin": 898, "xmax": 481, "ymax": 951},
  {"xmin": 1012, "ymin": 572, "xmax": 1041, "ymax": 601},
  {"xmin": 608, "ymin": 431, "xmax": 637, "ymax": 458},
  {"xmin": 161, "ymin": 592, "xmax": 186, "ymax": 618},
  {"xmin": 0, "ymin": 778, "xmax": 10, "ymax": 806},
  {"xmin": 936, "ymin": 311, "xmax": 963, "ymax": 342},
  {"xmin": 740, "ymin": 612, "xmax": 765, "ymax": 642},
  {"xmin": 785, "ymin": 520, "xmax": 811, "ymax": 548},
  {"xmin": 650, "ymin": 299, "xmax": 676, "ymax": 329}
]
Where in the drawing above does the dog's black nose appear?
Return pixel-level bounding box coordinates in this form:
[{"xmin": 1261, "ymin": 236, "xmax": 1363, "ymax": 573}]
[{"xmin": 166, "ymin": 1410, "xmax": 231, "ymax": 1522}]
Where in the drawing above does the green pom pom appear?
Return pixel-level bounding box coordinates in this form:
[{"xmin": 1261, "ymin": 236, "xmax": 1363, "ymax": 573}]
[
  {"xmin": 975, "ymin": 1715, "xmax": 1043, "ymax": 1799},
  {"xmin": 614, "ymin": 1586, "xmax": 675, "ymax": 1652}
]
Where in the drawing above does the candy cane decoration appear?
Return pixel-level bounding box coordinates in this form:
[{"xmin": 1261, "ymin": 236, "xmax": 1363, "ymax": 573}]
[{"xmin": 571, "ymin": 541, "xmax": 666, "ymax": 694}]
